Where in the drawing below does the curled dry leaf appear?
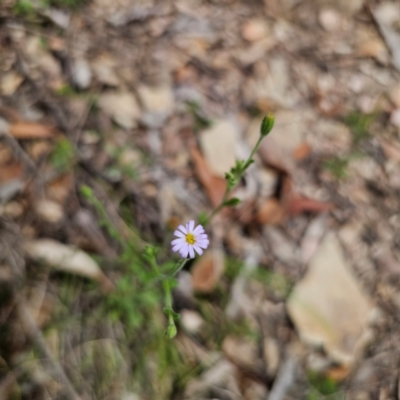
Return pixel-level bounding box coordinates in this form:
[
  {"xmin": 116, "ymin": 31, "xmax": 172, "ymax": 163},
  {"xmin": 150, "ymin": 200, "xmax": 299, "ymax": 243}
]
[
  {"xmin": 285, "ymin": 195, "xmax": 334, "ymax": 216},
  {"xmin": 191, "ymin": 250, "xmax": 224, "ymax": 293},
  {"xmin": 257, "ymin": 176, "xmax": 333, "ymax": 225},
  {"xmin": 24, "ymin": 239, "xmax": 113, "ymax": 292},
  {"xmin": 282, "ymin": 176, "xmax": 334, "ymax": 216},
  {"xmin": 0, "ymin": 163, "xmax": 24, "ymax": 183},
  {"xmin": 9, "ymin": 122, "xmax": 59, "ymax": 139},
  {"xmin": 293, "ymin": 143, "xmax": 312, "ymax": 161},
  {"xmin": 257, "ymin": 198, "xmax": 285, "ymax": 225},
  {"xmin": 188, "ymin": 141, "xmax": 226, "ymax": 207}
]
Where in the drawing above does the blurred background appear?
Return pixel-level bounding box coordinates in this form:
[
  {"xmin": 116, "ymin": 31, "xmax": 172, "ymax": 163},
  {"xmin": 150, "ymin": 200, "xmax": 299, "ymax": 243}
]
[{"xmin": 1, "ymin": 0, "xmax": 400, "ymax": 399}]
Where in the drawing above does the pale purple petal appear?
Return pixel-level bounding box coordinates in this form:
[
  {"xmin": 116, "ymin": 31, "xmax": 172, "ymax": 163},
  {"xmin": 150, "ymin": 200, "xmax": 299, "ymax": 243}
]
[
  {"xmin": 193, "ymin": 245, "xmax": 203, "ymax": 256},
  {"xmin": 172, "ymin": 242, "xmax": 185, "ymax": 252},
  {"xmin": 188, "ymin": 245, "xmax": 195, "ymax": 259},
  {"xmin": 174, "ymin": 230, "xmax": 185, "ymax": 238},
  {"xmin": 188, "ymin": 220, "xmax": 195, "ymax": 233},
  {"xmin": 197, "ymin": 234, "xmax": 208, "ymax": 240},
  {"xmin": 197, "ymin": 240, "xmax": 209, "ymax": 249},
  {"xmin": 193, "ymin": 225, "xmax": 204, "ymax": 235},
  {"xmin": 171, "ymin": 238, "xmax": 184, "ymax": 245},
  {"xmin": 180, "ymin": 244, "xmax": 189, "ymax": 258},
  {"xmin": 178, "ymin": 225, "xmax": 187, "ymax": 234}
]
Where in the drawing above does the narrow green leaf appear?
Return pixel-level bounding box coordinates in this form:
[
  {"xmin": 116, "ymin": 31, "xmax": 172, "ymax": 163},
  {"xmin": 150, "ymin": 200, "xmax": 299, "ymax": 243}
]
[{"xmin": 223, "ymin": 198, "xmax": 241, "ymax": 207}]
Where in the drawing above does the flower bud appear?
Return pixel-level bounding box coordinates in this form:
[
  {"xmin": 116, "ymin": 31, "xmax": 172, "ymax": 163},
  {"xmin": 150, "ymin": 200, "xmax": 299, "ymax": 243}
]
[
  {"xmin": 260, "ymin": 113, "xmax": 275, "ymax": 137},
  {"xmin": 166, "ymin": 323, "xmax": 177, "ymax": 338}
]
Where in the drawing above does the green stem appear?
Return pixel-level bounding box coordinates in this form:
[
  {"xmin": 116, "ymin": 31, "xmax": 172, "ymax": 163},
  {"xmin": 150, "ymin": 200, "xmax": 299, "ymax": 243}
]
[
  {"xmin": 173, "ymin": 258, "xmax": 190, "ymax": 276},
  {"xmin": 205, "ymin": 187, "xmax": 229, "ymax": 224},
  {"xmin": 163, "ymin": 279, "xmax": 173, "ymax": 310},
  {"xmin": 163, "ymin": 279, "xmax": 177, "ymax": 337},
  {"xmin": 244, "ymin": 135, "xmax": 263, "ymax": 169},
  {"xmin": 205, "ymin": 135, "xmax": 264, "ymax": 225},
  {"xmin": 149, "ymin": 258, "xmax": 160, "ymax": 276}
]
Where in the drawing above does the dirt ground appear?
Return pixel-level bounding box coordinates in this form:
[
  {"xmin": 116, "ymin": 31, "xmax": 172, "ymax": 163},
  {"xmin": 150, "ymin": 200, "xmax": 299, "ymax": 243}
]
[{"xmin": 1, "ymin": 0, "xmax": 400, "ymax": 399}]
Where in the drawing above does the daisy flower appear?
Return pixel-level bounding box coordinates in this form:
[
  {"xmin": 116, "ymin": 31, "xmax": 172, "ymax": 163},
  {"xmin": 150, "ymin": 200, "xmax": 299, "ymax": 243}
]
[{"xmin": 171, "ymin": 220, "xmax": 209, "ymax": 259}]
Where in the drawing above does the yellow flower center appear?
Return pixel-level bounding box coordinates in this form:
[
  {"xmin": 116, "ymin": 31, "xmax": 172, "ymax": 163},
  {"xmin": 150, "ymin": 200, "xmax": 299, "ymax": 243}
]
[{"xmin": 185, "ymin": 233, "xmax": 196, "ymax": 245}]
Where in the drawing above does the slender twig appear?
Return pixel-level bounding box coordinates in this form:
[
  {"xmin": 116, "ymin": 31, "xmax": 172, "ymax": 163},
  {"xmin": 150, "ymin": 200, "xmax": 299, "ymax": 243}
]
[
  {"xmin": 2, "ymin": 219, "xmax": 82, "ymax": 400},
  {"xmin": 268, "ymin": 355, "xmax": 297, "ymax": 400},
  {"xmin": 15, "ymin": 297, "xmax": 83, "ymax": 400},
  {"xmin": 0, "ymin": 125, "xmax": 36, "ymax": 174}
]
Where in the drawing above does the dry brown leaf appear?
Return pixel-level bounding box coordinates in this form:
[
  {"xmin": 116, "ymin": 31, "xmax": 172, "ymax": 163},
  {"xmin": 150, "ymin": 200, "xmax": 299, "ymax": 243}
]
[
  {"xmin": 189, "ymin": 142, "xmax": 226, "ymax": 207},
  {"xmin": 46, "ymin": 173, "xmax": 74, "ymax": 205},
  {"xmin": 257, "ymin": 198, "xmax": 285, "ymax": 225},
  {"xmin": 282, "ymin": 176, "xmax": 334, "ymax": 216},
  {"xmin": 0, "ymin": 163, "xmax": 24, "ymax": 183},
  {"xmin": 24, "ymin": 239, "xmax": 114, "ymax": 292},
  {"xmin": 326, "ymin": 365, "xmax": 351, "ymax": 381},
  {"xmin": 285, "ymin": 196, "xmax": 334, "ymax": 216},
  {"xmin": 9, "ymin": 121, "xmax": 59, "ymax": 139},
  {"xmin": 293, "ymin": 143, "xmax": 312, "ymax": 161},
  {"xmin": 191, "ymin": 251, "xmax": 224, "ymax": 293}
]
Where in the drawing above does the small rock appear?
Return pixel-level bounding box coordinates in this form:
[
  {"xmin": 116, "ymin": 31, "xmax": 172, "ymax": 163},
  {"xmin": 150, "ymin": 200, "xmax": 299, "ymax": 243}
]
[
  {"xmin": 242, "ymin": 19, "xmax": 269, "ymax": 42},
  {"xmin": 1, "ymin": 72, "xmax": 24, "ymax": 95},
  {"xmin": 137, "ymin": 84, "xmax": 174, "ymax": 128},
  {"xmin": 91, "ymin": 54, "xmax": 120, "ymax": 87},
  {"xmin": 319, "ymin": 9, "xmax": 341, "ymax": 32},
  {"xmin": 287, "ymin": 233, "xmax": 373, "ymax": 366},
  {"xmin": 200, "ymin": 119, "xmax": 240, "ymax": 177},
  {"xmin": 390, "ymin": 109, "xmax": 400, "ymax": 128},
  {"xmin": 35, "ymin": 199, "xmax": 64, "ymax": 223},
  {"xmin": 72, "ymin": 58, "xmax": 92, "ymax": 89},
  {"xmin": 99, "ymin": 91, "xmax": 141, "ymax": 129},
  {"xmin": 180, "ymin": 310, "xmax": 204, "ymax": 334}
]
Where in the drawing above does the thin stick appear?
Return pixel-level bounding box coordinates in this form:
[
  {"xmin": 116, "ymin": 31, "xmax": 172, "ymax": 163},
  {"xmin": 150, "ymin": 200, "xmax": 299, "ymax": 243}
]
[
  {"xmin": 15, "ymin": 296, "xmax": 83, "ymax": 400},
  {"xmin": 268, "ymin": 355, "xmax": 297, "ymax": 400},
  {"xmin": 0, "ymin": 125, "xmax": 36, "ymax": 174}
]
